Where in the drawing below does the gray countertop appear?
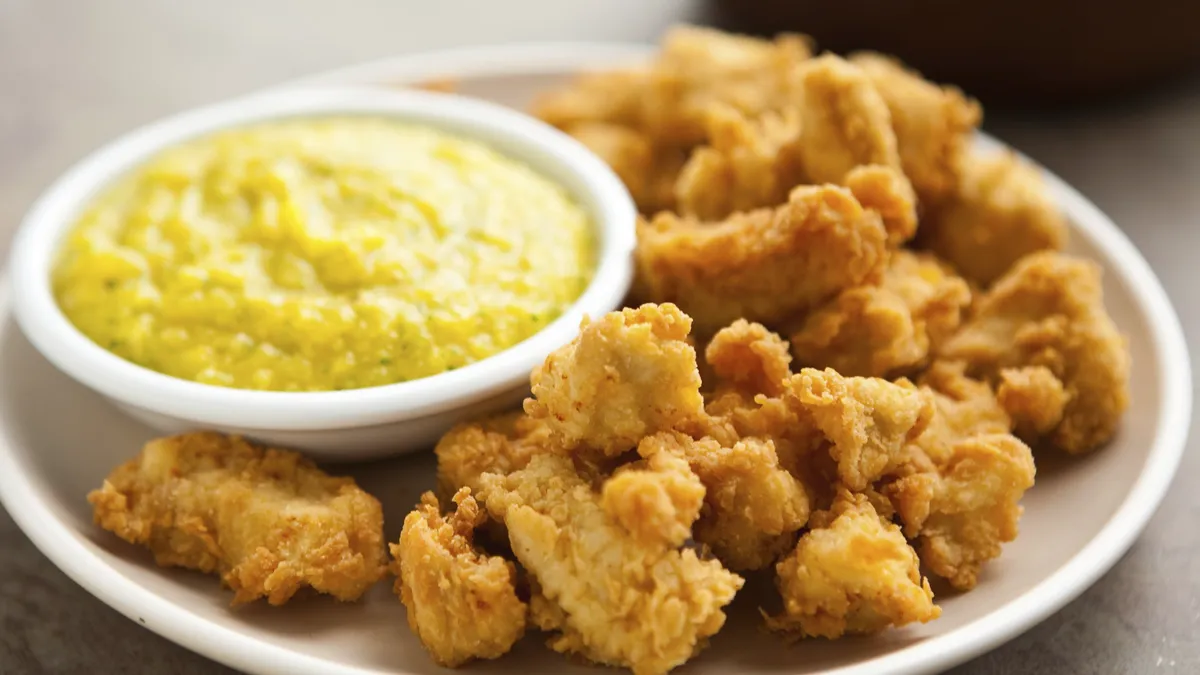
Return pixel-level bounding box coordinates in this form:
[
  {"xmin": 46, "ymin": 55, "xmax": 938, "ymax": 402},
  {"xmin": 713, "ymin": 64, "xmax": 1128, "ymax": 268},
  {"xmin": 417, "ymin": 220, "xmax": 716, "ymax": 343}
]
[{"xmin": 1, "ymin": 1, "xmax": 1197, "ymax": 673}]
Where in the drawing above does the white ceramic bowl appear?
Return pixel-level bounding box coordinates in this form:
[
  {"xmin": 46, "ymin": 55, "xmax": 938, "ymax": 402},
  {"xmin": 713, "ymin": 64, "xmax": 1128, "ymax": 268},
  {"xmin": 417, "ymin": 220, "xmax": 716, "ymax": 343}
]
[{"xmin": 7, "ymin": 87, "xmax": 636, "ymax": 460}]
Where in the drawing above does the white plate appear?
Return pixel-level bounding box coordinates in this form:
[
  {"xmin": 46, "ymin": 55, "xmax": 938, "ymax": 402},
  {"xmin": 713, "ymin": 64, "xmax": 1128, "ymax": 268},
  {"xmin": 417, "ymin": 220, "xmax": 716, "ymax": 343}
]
[{"xmin": 0, "ymin": 43, "xmax": 1190, "ymax": 675}]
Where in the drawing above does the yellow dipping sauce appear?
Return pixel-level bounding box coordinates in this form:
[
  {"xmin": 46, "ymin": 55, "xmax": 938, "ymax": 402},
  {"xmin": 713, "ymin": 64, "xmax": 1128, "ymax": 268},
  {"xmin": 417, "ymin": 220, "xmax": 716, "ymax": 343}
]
[{"xmin": 53, "ymin": 118, "xmax": 595, "ymax": 391}]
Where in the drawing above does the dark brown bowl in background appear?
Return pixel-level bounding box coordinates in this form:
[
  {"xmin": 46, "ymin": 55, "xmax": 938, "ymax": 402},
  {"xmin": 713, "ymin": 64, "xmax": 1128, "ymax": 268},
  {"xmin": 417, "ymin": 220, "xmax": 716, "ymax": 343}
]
[{"xmin": 710, "ymin": 0, "xmax": 1200, "ymax": 107}]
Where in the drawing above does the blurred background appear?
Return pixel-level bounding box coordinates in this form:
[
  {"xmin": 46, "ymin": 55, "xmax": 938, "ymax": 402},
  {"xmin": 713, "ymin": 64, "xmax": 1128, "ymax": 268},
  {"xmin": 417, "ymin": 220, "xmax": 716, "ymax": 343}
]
[
  {"xmin": 715, "ymin": 0, "xmax": 1200, "ymax": 106},
  {"xmin": 1, "ymin": 0, "xmax": 1197, "ymax": 673}
]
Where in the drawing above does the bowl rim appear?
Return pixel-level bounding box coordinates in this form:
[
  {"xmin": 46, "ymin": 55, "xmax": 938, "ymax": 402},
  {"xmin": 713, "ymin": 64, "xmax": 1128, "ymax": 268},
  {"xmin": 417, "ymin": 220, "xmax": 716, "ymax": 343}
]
[{"xmin": 8, "ymin": 85, "xmax": 636, "ymax": 430}]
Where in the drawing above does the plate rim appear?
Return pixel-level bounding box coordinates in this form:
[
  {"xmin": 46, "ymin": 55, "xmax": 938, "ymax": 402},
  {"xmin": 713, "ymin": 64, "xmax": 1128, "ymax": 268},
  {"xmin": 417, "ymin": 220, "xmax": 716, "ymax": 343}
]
[{"xmin": 0, "ymin": 41, "xmax": 1191, "ymax": 675}]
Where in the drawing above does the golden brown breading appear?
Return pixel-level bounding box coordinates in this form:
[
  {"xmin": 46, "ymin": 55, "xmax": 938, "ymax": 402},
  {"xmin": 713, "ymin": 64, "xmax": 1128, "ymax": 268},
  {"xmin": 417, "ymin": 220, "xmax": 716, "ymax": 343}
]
[
  {"xmin": 641, "ymin": 25, "xmax": 811, "ymax": 147},
  {"xmin": 767, "ymin": 491, "xmax": 940, "ymax": 639},
  {"xmin": 525, "ymin": 303, "xmax": 704, "ymax": 457},
  {"xmin": 532, "ymin": 25, "xmax": 810, "ymax": 148},
  {"xmin": 602, "ymin": 434, "xmax": 706, "ymax": 547},
  {"xmin": 673, "ymin": 105, "xmax": 804, "ymax": 220},
  {"xmin": 533, "ymin": 25, "xmax": 813, "ymax": 218},
  {"xmin": 88, "ymin": 432, "xmax": 385, "ymax": 606},
  {"xmin": 888, "ymin": 434, "xmax": 1035, "ymax": 591},
  {"xmin": 636, "ymin": 184, "xmax": 889, "ymax": 334},
  {"xmin": 850, "ymin": 52, "xmax": 981, "ymax": 204},
  {"xmin": 939, "ymin": 252, "xmax": 1130, "ymax": 453},
  {"xmin": 842, "ymin": 164, "xmax": 919, "ymax": 246},
  {"xmin": 790, "ymin": 251, "xmax": 971, "ymax": 377},
  {"xmin": 921, "ymin": 151, "xmax": 1069, "ymax": 286},
  {"xmin": 531, "ymin": 68, "xmax": 651, "ymax": 138},
  {"xmin": 682, "ymin": 434, "xmax": 811, "ymax": 571},
  {"xmin": 434, "ymin": 411, "xmax": 553, "ymax": 499},
  {"xmin": 562, "ymin": 121, "xmax": 688, "ymax": 215},
  {"xmin": 391, "ymin": 490, "xmax": 526, "ymax": 667},
  {"xmin": 481, "ymin": 453, "xmax": 743, "ymax": 675},
  {"xmin": 786, "ymin": 368, "xmax": 933, "ymax": 492},
  {"xmin": 998, "ymin": 365, "xmax": 1069, "ymax": 440},
  {"xmin": 911, "ymin": 360, "xmax": 1013, "ymax": 465},
  {"xmin": 704, "ymin": 319, "xmax": 794, "ymax": 397},
  {"xmin": 794, "ymin": 55, "xmax": 901, "ymax": 185},
  {"xmin": 876, "ymin": 362, "xmax": 1036, "ymax": 590},
  {"xmin": 697, "ymin": 365, "xmax": 933, "ymax": 513}
]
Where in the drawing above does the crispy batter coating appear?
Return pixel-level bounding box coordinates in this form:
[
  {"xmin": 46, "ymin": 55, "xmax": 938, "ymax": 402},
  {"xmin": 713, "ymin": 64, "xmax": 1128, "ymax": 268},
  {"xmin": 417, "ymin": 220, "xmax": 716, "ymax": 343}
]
[
  {"xmin": 911, "ymin": 360, "xmax": 1013, "ymax": 465},
  {"xmin": 481, "ymin": 453, "xmax": 743, "ymax": 675},
  {"xmin": 922, "ymin": 151, "xmax": 1068, "ymax": 286},
  {"xmin": 939, "ymin": 252, "xmax": 1130, "ymax": 453},
  {"xmin": 532, "ymin": 25, "xmax": 809, "ymax": 225},
  {"xmin": 674, "ymin": 105, "xmax": 804, "ymax": 220},
  {"xmin": 790, "ymin": 251, "xmax": 971, "ymax": 377},
  {"xmin": 704, "ymin": 319, "xmax": 794, "ymax": 397},
  {"xmin": 636, "ymin": 185, "xmax": 889, "ymax": 333},
  {"xmin": 88, "ymin": 432, "xmax": 385, "ymax": 606},
  {"xmin": 563, "ymin": 122, "xmax": 670, "ymax": 214},
  {"xmin": 916, "ymin": 434, "xmax": 1035, "ymax": 591},
  {"xmin": 563, "ymin": 121, "xmax": 688, "ymax": 215},
  {"xmin": 533, "ymin": 25, "xmax": 810, "ymax": 149},
  {"xmin": 767, "ymin": 491, "xmax": 940, "ymax": 639},
  {"xmin": 603, "ymin": 434, "xmax": 707, "ymax": 547},
  {"xmin": 998, "ymin": 365, "xmax": 1069, "ymax": 440},
  {"xmin": 682, "ymin": 434, "xmax": 811, "ymax": 571},
  {"xmin": 391, "ymin": 490, "xmax": 526, "ymax": 667},
  {"xmin": 698, "ymin": 385, "xmax": 819, "ymax": 473},
  {"xmin": 794, "ymin": 55, "xmax": 901, "ymax": 185},
  {"xmin": 786, "ymin": 368, "xmax": 933, "ymax": 492},
  {"xmin": 434, "ymin": 411, "xmax": 553, "ymax": 499},
  {"xmin": 842, "ymin": 164, "xmax": 918, "ymax": 246},
  {"xmin": 525, "ymin": 303, "xmax": 704, "ymax": 457},
  {"xmin": 878, "ymin": 362, "xmax": 1036, "ymax": 590},
  {"xmin": 888, "ymin": 432, "xmax": 1035, "ymax": 591},
  {"xmin": 699, "ymin": 365, "xmax": 931, "ymax": 510},
  {"xmin": 850, "ymin": 52, "xmax": 981, "ymax": 203},
  {"xmin": 640, "ymin": 25, "xmax": 811, "ymax": 146}
]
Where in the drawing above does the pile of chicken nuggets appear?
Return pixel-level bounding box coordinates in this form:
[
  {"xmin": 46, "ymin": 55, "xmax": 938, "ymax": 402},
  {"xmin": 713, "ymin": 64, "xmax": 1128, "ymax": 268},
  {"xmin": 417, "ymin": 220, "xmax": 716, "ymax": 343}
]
[
  {"xmin": 404, "ymin": 25, "xmax": 1130, "ymax": 671},
  {"xmin": 86, "ymin": 25, "xmax": 1131, "ymax": 675}
]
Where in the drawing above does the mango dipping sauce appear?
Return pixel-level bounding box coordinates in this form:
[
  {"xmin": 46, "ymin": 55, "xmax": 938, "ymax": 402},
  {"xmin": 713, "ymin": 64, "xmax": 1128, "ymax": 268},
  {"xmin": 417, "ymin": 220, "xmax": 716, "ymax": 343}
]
[{"xmin": 52, "ymin": 118, "xmax": 596, "ymax": 392}]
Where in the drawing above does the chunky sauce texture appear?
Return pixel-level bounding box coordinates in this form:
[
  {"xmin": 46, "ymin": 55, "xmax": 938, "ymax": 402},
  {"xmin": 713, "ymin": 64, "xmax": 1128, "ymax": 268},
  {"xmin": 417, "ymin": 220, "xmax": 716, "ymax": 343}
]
[{"xmin": 53, "ymin": 118, "xmax": 595, "ymax": 391}]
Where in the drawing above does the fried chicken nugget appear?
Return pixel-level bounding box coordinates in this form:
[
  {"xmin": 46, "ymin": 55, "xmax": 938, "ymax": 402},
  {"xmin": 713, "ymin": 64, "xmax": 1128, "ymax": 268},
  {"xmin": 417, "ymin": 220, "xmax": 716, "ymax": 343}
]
[
  {"xmin": 532, "ymin": 25, "xmax": 810, "ymax": 148},
  {"xmin": 391, "ymin": 489, "xmax": 526, "ymax": 667},
  {"xmin": 434, "ymin": 411, "xmax": 553, "ymax": 499},
  {"xmin": 704, "ymin": 319, "xmax": 794, "ymax": 397},
  {"xmin": 602, "ymin": 434, "xmax": 707, "ymax": 547},
  {"xmin": 767, "ymin": 490, "xmax": 940, "ymax": 639},
  {"xmin": 525, "ymin": 303, "xmax": 704, "ymax": 457},
  {"xmin": 673, "ymin": 105, "xmax": 804, "ymax": 220},
  {"xmin": 88, "ymin": 432, "xmax": 385, "ymax": 606},
  {"xmin": 790, "ymin": 251, "xmax": 971, "ymax": 377},
  {"xmin": 564, "ymin": 122, "xmax": 686, "ymax": 215},
  {"xmin": 649, "ymin": 26, "xmax": 810, "ymax": 147},
  {"xmin": 998, "ymin": 365, "xmax": 1069, "ymax": 440},
  {"xmin": 881, "ymin": 362, "xmax": 1036, "ymax": 590},
  {"xmin": 921, "ymin": 151, "xmax": 1069, "ymax": 286},
  {"xmin": 636, "ymin": 184, "xmax": 889, "ymax": 334},
  {"xmin": 939, "ymin": 252, "xmax": 1130, "ymax": 453},
  {"xmin": 481, "ymin": 452, "xmax": 743, "ymax": 675},
  {"xmin": 850, "ymin": 52, "xmax": 982, "ymax": 204},
  {"xmin": 786, "ymin": 368, "xmax": 933, "ymax": 492},
  {"xmin": 842, "ymin": 164, "xmax": 919, "ymax": 246},
  {"xmin": 894, "ymin": 434, "xmax": 1035, "ymax": 591},
  {"xmin": 681, "ymin": 434, "xmax": 811, "ymax": 571},
  {"xmin": 699, "ymin": 359, "xmax": 932, "ymax": 513},
  {"xmin": 794, "ymin": 55, "xmax": 901, "ymax": 185},
  {"xmin": 911, "ymin": 360, "xmax": 1013, "ymax": 466}
]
